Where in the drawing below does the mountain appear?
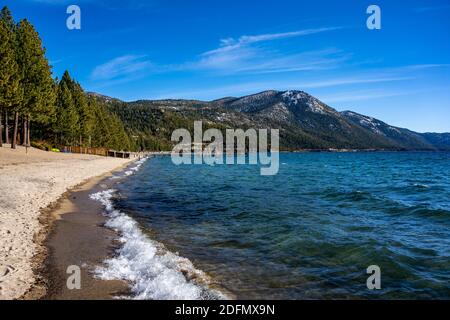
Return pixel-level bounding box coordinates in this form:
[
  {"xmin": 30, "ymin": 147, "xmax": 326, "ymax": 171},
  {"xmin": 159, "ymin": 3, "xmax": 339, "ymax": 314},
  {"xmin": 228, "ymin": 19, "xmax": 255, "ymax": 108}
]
[
  {"xmin": 340, "ymin": 111, "xmax": 435, "ymax": 150},
  {"xmin": 214, "ymin": 90, "xmax": 412, "ymax": 149},
  {"xmin": 86, "ymin": 92, "xmax": 122, "ymax": 104},
  {"xmin": 419, "ymin": 132, "xmax": 450, "ymax": 150},
  {"xmin": 92, "ymin": 90, "xmax": 450, "ymax": 151}
]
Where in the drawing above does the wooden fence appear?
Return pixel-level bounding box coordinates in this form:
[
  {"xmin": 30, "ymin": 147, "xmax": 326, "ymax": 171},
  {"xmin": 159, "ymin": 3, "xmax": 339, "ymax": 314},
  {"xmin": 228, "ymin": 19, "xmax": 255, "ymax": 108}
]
[
  {"xmin": 61, "ymin": 146, "xmax": 131, "ymax": 158},
  {"xmin": 107, "ymin": 150, "xmax": 131, "ymax": 159}
]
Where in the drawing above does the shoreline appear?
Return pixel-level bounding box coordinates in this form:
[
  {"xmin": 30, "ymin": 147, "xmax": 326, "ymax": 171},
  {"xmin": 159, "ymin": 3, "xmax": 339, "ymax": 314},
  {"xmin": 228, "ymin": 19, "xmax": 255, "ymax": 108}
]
[
  {"xmin": 0, "ymin": 145, "xmax": 136, "ymax": 300},
  {"xmin": 37, "ymin": 166, "xmax": 133, "ymax": 300},
  {"xmin": 39, "ymin": 157, "xmax": 231, "ymax": 300},
  {"xmin": 92, "ymin": 159, "xmax": 235, "ymax": 300}
]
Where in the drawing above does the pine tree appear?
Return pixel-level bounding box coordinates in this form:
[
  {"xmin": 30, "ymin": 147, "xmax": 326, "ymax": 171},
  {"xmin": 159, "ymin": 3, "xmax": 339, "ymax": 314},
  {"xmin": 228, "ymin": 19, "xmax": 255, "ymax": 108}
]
[
  {"xmin": 1, "ymin": 7, "xmax": 135, "ymax": 152},
  {"xmin": 0, "ymin": 7, "xmax": 15, "ymax": 31},
  {"xmin": 1, "ymin": 7, "xmax": 22, "ymax": 149},
  {"xmin": 55, "ymin": 75, "xmax": 79, "ymax": 146},
  {"xmin": 72, "ymin": 82, "xmax": 94, "ymax": 146},
  {"xmin": 0, "ymin": 18, "xmax": 21, "ymax": 147},
  {"xmin": 16, "ymin": 19, "xmax": 55, "ymax": 147}
]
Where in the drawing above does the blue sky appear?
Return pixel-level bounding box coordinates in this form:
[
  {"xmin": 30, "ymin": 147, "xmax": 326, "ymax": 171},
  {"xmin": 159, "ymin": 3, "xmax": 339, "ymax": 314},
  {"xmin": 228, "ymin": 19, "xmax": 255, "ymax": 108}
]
[{"xmin": 3, "ymin": 0, "xmax": 450, "ymax": 132}]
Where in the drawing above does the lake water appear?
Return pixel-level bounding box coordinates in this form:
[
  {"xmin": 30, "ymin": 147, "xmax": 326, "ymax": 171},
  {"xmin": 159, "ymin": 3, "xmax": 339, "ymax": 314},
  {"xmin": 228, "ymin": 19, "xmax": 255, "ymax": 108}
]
[{"xmin": 93, "ymin": 152, "xmax": 450, "ymax": 299}]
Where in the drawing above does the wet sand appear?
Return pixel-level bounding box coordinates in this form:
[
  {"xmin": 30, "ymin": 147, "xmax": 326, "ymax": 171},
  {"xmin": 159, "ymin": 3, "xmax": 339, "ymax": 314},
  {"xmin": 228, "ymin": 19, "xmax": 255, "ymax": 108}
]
[
  {"xmin": 41, "ymin": 171, "xmax": 131, "ymax": 300},
  {"xmin": 0, "ymin": 144, "xmax": 135, "ymax": 300}
]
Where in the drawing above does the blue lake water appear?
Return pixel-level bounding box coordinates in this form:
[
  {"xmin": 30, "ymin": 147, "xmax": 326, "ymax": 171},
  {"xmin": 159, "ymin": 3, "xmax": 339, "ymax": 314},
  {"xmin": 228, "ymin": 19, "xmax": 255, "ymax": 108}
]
[{"xmin": 111, "ymin": 152, "xmax": 450, "ymax": 299}]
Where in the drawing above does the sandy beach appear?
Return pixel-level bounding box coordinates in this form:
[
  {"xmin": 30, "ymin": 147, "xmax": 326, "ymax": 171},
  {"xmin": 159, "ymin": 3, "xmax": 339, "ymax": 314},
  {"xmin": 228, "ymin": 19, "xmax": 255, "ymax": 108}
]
[
  {"xmin": 43, "ymin": 173, "xmax": 131, "ymax": 300},
  {"xmin": 0, "ymin": 144, "xmax": 135, "ymax": 300}
]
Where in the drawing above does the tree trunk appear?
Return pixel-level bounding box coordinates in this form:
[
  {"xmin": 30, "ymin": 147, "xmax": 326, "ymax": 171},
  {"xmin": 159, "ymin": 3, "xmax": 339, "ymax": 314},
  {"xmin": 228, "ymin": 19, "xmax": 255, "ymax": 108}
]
[
  {"xmin": 18, "ymin": 116, "xmax": 22, "ymax": 145},
  {"xmin": 11, "ymin": 111, "xmax": 19, "ymax": 149},
  {"xmin": 0, "ymin": 108, "xmax": 3, "ymax": 147},
  {"xmin": 5, "ymin": 110, "xmax": 9, "ymax": 144},
  {"xmin": 27, "ymin": 116, "xmax": 31, "ymax": 147},
  {"xmin": 22, "ymin": 116, "xmax": 27, "ymax": 146}
]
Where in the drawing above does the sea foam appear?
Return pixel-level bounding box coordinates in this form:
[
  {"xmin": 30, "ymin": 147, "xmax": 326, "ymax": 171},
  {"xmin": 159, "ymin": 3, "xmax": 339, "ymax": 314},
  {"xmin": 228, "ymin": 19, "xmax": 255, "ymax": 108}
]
[
  {"xmin": 90, "ymin": 158, "xmax": 226, "ymax": 300},
  {"xmin": 124, "ymin": 157, "xmax": 147, "ymax": 176}
]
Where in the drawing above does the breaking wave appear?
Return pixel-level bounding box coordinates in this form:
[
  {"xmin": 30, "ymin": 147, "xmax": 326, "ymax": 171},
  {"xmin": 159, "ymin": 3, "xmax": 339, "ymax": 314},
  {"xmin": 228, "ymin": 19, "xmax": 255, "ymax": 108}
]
[
  {"xmin": 124, "ymin": 157, "xmax": 148, "ymax": 176},
  {"xmin": 90, "ymin": 157, "xmax": 227, "ymax": 300}
]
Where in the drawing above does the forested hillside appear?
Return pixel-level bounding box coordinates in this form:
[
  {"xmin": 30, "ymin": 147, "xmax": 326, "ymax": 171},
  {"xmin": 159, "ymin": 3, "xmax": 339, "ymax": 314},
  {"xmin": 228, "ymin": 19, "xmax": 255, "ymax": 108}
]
[
  {"xmin": 94, "ymin": 91, "xmax": 450, "ymax": 152},
  {"xmin": 0, "ymin": 7, "xmax": 134, "ymax": 152},
  {"xmin": 1, "ymin": 6, "xmax": 448, "ymax": 154}
]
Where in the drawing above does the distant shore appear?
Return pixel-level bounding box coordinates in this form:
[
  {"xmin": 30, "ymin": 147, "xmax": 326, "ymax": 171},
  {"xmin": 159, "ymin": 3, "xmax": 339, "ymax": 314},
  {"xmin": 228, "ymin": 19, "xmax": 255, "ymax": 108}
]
[{"xmin": 0, "ymin": 144, "xmax": 135, "ymax": 300}]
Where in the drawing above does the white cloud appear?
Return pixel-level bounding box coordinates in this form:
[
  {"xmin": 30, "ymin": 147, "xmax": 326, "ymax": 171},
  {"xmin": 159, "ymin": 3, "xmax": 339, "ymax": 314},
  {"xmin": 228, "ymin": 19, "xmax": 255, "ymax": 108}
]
[
  {"xmin": 28, "ymin": 0, "xmax": 90, "ymax": 4},
  {"xmin": 413, "ymin": 5, "xmax": 450, "ymax": 12},
  {"xmin": 299, "ymin": 76, "xmax": 413, "ymax": 89},
  {"xmin": 203, "ymin": 27, "xmax": 342, "ymax": 56},
  {"xmin": 91, "ymin": 54, "xmax": 152, "ymax": 81},
  {"xmin": 398, "ymin": 64, "xmax": 450, "ymax": 70},
  {"xmin": 321, "ymin": 90, "xmax": 411, "ymax": 104},
  {"xmin": 90, "ymin": 27, "xmax": 346, "ymax": 86},
  {"xmin": 154, "ymin": 74, "xmax": 411, "ymax": 101},
  {"xmin": 181, "ymin": 27, "xmax": 345, "ymax": 75}
]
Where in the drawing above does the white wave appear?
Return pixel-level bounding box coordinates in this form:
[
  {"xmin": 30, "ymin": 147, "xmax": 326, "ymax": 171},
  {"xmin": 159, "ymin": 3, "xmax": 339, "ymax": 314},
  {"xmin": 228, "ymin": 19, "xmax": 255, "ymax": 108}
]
[
  {"xmin": 110, "ymin": 157, "xmax": 148, "ymax": 179},
  {"xmin": 89, "ymin": 189, "xmax": 226, "ymax": 300},
  {"xmin": 126, "ymin": 157, "xmax": 148, "ymax": 175}
]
